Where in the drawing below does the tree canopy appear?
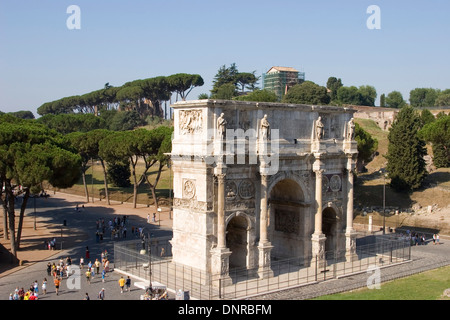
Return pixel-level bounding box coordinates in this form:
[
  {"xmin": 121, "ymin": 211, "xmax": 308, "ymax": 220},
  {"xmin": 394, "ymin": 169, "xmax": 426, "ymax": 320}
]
[
  {"xmin": 354, "ymin": 123, "xmax": 378, "ymax": 169},
  {"xmin": 385, "ymin": 91, "xmax": 406, "ymax": 109},
  {"xmin": 385, "ymin": 106, "xmax": 427, "ymax": 191},
  {"xmin": 337, "ymin": 85, "xmax": 377, "ymax": 106},
  {"xmin": 36, "ymin": 73, "xmax": 204, "ymax": 119},
  {"xmin": 282, "ymin": 81, "xmax": 330, "ymax": 105},
  {"xmin": 0, "ymin": 115, "xmax": 81, "ymax": 257},
  {"xmin": 211, "ymin": 63, "xmax": 259, "ymax": 98},
  {"xmin": 419, "ymin": 113, "xmax": 450, "ymax": 168}
]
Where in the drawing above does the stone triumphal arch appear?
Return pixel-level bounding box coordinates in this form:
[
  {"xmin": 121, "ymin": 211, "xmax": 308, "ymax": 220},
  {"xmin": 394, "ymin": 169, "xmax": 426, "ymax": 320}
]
[{"xmin": 169, "ymin": 100, "xmax": 358, "ymax": 280}]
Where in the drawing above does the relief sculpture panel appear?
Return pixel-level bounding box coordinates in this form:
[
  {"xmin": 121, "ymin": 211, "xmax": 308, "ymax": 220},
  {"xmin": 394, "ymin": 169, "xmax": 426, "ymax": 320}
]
[{"xmin": 179, "ymin": 109, "xmax": 203, "ymax": 134}]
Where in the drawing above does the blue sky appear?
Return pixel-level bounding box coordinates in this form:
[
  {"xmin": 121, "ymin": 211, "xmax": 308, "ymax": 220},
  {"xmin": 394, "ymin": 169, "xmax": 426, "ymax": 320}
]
[{"xmin": 1, "ymin": 0, "xmax": 449, "ymax": 116}]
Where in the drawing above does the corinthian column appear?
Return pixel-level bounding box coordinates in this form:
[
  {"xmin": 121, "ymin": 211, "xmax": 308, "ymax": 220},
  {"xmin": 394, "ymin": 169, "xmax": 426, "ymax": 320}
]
[
  {"xmin": 216, "ymin": 173, "xmax": 226, "ymax": 249},
  {"xmin": 211, "ymin": 167, "xmax": 231, "ymax": 283},
  {"xmin": 313, "ymin": 169, "xmax": 324, "ymax": 236},
  {"xmin": 259, "ymin": 174, "xmax": 269, "ymax": 244},
  {"xmin": 311, "ymin": 164, "xmax": 326, "ymax": 267},
  {"xmin": 257, "ymin": 172, "xmax": 273, "ymax": 279},
  {"xmin": 345, "ymin": 155, "xmax": 358, "ymax": 262}
]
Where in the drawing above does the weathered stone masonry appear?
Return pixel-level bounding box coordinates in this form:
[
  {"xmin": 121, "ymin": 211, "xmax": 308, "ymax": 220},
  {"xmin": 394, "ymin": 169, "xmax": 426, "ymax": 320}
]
[{"xmin": 169, "ymin": 100, "xmax": 358, "ymax": 280}]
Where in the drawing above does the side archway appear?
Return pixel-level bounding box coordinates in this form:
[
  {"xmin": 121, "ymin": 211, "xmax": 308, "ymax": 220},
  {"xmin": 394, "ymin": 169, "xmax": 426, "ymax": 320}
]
[{"xmin": 226, "ymin": 212, "xmax": 254, "ymax": 270}]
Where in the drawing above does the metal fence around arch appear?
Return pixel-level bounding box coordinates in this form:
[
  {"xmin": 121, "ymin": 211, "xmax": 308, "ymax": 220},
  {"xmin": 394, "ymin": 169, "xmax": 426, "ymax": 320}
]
[{"xmin": 113, "ymin": 234, "xmax": 411, "ymax": 300}]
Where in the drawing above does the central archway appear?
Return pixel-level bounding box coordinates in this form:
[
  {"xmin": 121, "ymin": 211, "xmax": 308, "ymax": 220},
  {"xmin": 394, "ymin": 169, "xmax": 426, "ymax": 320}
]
[{"xmin": 269, "ymin": 178, "xmax": 307, "ymax": 259}]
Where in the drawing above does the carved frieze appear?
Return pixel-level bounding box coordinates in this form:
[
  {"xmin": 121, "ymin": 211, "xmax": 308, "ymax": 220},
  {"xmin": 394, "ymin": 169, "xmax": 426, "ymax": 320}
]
[
  {"xmin": 225, "ymin": 199, "xmax": 255, "ymax": 211},
  {"xmin": 173, "ymin": 198, "xmax": 213, "ymax": 212},
  {"xmin": 274, "ymin": 209, "xmax": 299, "ymax": 234},
  {"xmin": 179, "ymin": 109, "xmax": 203, "ymax": 134}
]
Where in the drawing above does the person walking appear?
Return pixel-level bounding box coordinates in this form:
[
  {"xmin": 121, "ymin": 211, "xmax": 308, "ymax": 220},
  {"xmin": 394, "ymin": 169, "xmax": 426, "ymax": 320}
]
[
  {"xmin": 98, "ymin": 288, "xmax": 105, "ymax": 300},
  {"xmin": 118, "ymin": 276, "xmax": 125, "ymax": 293},
  {"xmin": 85, "ymin": 269, "xmax": 92, "ymax": 284},
  {"xmin": 85, "ymin": 246, "xmax": 90, "ymax": 260},
  {"xmin": 42, "ymin": 278, "xmax": 47, "ymax": 295},
  {"xmin": 101, "ymin": 269, "xmax": 106, "ymax": 283},
  {"xmin": 84, "ymin": 292, "xmax": 90, "ymax": 300},
  {"xmin": 95, "ymin": 259, "xmax": 100, "ymax": 275},
  {"xmin": 54, "ymin": 277, "xmax": 61, "ymax": 296},
  {"xmin": 125, "ymin": 276, "xmax": 131, "ymax": 292}
]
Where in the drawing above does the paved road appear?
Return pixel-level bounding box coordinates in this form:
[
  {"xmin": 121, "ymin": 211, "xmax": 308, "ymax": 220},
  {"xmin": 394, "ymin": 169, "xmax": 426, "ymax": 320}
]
[
  {"xmin": 0, "ymin": 194, "xmax": 172, "ymax": 300},
  {"xmin": 1, "ymin": 194, "xmax": 450, "ymax": 301}
]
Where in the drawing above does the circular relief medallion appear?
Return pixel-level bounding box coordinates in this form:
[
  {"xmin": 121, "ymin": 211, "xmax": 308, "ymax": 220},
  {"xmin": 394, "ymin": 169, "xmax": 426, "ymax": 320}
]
[
  {"xmin": 329, "ymin": 175, "xmax": 342, "ymax": 192},
  {"xmin": 322, "ymin": 175, "xmax": 330, "ymax": 193},
  {"xmin": 183, "ymin": 180, "xmax": 196, "ymax": 199},
  {"xmin": 239, "ymin": 180, "xmax": 255, "ymax": 199}
]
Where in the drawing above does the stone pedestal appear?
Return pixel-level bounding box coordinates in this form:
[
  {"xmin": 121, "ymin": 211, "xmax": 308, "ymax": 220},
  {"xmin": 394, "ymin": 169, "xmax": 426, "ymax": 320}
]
[
  {"xmin": 311, "ymin": 140, "xmax": 326, "ymax": 153},
  {"xmin": 345, "ymin": 230, "xmax": 358, "ymax": 262},
  {"xmin": 210, "ymin": 247, "xmax": 232, "ymax": 286},
  {"xmin": 311, "ymin": 232, "xmax": 327, "ymax": 268},
  {"xmin": 257, "ymin": 242, "xmax": 274, "ymax": 279}
]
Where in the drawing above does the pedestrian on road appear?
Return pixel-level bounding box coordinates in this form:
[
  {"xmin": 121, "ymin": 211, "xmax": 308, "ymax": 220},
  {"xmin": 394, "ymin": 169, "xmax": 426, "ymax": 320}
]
[
  {"xmin": 85, "ymin": 269, "xmax": 91, "ymax": 284},
  {"xmin": 47, "ymin": 263, "xmax": 51, "ymax": 276},
  {"xmin": 84, "ymin": 292, "xmax": 90, "ymax": 300},
  {"xmin": 119, "ymin": 276, "xmax": 125, "ymax": 293},
  {"xmin": 54, "ymin": 277, "xmax": 61, "ymax": 295},
  {"xmin": 125, "ymin": 276, "xmax": 131, "ymax": 292},
  {"xmin": 101, "ymin": 269, "xmax": 106, "ymax": 283},
  {"xmin": 42, "ymin": 278, "xmax": 47, "ymax": 295},
  {"xmin": 98, "ymin": 288, "xmax": 105, "ymax": 300},
  {"xmin": 85, "ymin": 246, "xmax": 90, "ymax": 259},
  {"xmin": 80, "ymin": 257, "xmax": 84, "ymax": 269},
  {"xmin": 33, "ymin": 280, "xmax": 39, "ymax": 294},
  {"xmin": 95, "ymin": 259, "xmax": 100, "ymax": 274}
]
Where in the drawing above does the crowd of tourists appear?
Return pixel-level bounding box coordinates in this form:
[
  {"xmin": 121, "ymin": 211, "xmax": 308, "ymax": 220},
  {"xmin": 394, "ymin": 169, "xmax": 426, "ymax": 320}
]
[
  {"xmin": 94, "ymin": 215, "xmax": 148, "ymax": 242},
  {"xmin": 7, "ymin": 250, "xmax": 113, "ymax": 300},
  {"xmin": 396, "ymin": 229, "xmax": 441, "ymax": 246}
]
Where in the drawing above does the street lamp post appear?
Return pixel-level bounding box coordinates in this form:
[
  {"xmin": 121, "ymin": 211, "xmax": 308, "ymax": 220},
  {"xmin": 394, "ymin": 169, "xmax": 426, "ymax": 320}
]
[
  {"xmin": 380, "ymin": 170, "xmax": 386, "ymax": 235},
  {"xmin": 157, "ymin": 207, "xmax": 161, "ymax": 226},
  {"xmin": 33, "ymin": 195, "xmax": 36, "ymax": 231}
]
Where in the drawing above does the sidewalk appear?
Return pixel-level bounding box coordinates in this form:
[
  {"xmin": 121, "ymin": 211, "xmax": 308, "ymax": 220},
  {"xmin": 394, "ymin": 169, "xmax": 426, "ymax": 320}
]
[{"xmin": 0, "ymin": 191, "xmax": 173, "ymax": 278}]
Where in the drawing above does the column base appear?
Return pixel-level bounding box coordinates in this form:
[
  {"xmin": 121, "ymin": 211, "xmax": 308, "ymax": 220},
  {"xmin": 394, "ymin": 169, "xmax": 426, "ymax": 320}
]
[
  {"xmin": 345, "ymin": 230, "xmax": 358, "ymax": 262},
  {"xmin": 311, "ymin": 233, "xmax": 327, "ymax": 268},
  {"xmin": 210, "ymin": 247, "xmax": 232, "ymax": 286},
  {"xmin": 257, "ymin": 242, "xmax": 274, "ymax": 279}
]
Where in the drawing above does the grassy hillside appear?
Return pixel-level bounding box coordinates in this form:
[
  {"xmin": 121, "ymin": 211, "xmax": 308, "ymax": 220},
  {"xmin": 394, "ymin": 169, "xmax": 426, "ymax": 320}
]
[{"xmin": 354, "ymin": 118, "xmax": 450, "ymax": 235}]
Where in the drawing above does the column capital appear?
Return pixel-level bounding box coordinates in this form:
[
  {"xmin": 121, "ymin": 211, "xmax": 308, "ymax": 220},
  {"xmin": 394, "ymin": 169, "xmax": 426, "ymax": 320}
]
[
  {"xmin": 215, "ymin": 173, "xmax": 226, "ymax": 180},
  {"xmin": 313, "ymin": 169, "xmax": 325, "ymax": 177}
]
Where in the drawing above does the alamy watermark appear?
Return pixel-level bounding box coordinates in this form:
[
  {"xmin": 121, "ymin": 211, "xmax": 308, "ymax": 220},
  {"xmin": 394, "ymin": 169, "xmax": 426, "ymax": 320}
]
[
  {"xmin": 366, "ymin": 265, "xmax": 381, "ymax": 289},
  {"xmin": 366, "ymin": 5, "xmax": 381, "ymax": 30},
  {"xmin": 66, "ymin": 5, "xmax": 81, "ymax": 30},
  {"xmin": 172, "ymin": 128, "xmax": 280, "ymax": 175}
]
